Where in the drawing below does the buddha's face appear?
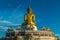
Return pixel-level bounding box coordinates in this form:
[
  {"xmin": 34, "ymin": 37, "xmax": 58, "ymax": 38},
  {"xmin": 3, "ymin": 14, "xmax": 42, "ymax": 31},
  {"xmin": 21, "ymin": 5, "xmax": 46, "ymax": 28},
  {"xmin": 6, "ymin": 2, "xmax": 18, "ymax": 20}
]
[
  {"xmin": 28, "ymin": 11, "xmax": 32, "ymax": 13},
  {"xmin": 28, "ymin": 9, "xmax": 32, "ymax": 14}
]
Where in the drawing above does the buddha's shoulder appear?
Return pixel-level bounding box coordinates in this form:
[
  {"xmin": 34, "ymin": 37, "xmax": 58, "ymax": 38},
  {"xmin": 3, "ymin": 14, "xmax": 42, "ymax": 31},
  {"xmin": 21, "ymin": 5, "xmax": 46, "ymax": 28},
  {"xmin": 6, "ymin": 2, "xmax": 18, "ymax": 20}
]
[
  {"xmin": 31, "ymin": 13, "xmax": 35, "ymax": 16},
  {"xmin": 24, "ymin": 13, "xmax": 27, "ymax": 15}
]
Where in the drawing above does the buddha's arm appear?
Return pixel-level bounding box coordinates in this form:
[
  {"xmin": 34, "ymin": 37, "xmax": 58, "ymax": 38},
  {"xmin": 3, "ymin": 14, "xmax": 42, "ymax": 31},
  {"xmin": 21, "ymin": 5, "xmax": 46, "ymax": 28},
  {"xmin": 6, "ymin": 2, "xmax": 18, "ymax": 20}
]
[
  {"xmin": 24, "ymin": 14, "xmax": 27, "ymax": 21},
  {"xmin": 32, "ymin": 15, "xmax": 35, "ymax": 22}
]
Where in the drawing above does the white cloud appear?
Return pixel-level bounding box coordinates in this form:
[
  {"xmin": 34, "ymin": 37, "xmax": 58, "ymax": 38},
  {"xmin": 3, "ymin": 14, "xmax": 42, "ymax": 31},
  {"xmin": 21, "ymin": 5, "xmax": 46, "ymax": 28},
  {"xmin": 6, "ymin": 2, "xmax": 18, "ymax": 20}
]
[
  {"xmin": 0, "ymin": 20, "xmax": 20, "ymax": 26},
  {"xmin": 11, "ymin": 23, "xmax": 20, "ymax": 26},
  {"xmin": 0, "ymin": 20, "xmax": 12, "ymax": 24},
  {"xmin": 55, "ymin": 34, "xmax": 60, "ymax": 38},
  {"xmin": 0, "ymin": 26, "xmax": 8, "ymax": 31},
  {"xmin": 55, "ymin": 34, "xmax": 60, "ymax": 36}
]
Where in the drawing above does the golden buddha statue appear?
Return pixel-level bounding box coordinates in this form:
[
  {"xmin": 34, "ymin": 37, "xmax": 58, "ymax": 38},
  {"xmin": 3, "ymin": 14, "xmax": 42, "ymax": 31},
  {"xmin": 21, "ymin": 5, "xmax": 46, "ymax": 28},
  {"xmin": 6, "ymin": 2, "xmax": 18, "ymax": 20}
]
[{"xmin": 24, "ymin": 5, "xmax": 35, "ymax": 26}]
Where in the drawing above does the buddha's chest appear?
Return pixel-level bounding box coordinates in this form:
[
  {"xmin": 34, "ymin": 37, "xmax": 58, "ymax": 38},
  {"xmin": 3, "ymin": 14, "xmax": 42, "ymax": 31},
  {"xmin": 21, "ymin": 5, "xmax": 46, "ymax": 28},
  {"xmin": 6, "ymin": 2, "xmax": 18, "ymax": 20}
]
[{"xmin": 27, "ymin": 14, "xmax": 33, "ymax": 18}]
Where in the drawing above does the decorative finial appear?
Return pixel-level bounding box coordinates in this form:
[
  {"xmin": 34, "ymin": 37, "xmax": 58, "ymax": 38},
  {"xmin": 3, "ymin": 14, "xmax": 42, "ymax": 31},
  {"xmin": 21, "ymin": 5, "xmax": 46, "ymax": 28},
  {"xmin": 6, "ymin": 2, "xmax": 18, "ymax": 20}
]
[
  {"xmin": 47, "ymin": 27, "xmax": 51, "ymax": 31},
  {"xmin": 8, "ymin": 26, "xmax": 12, "ymax": 29},
  {"xmin": 41, "ymin": 26, "xmax": 47, "ymax": 30},
  {"xmin": 16, "ymin": 25, "xmax": 22, "ymax": 30},
  {"xmin": 7, "ymin": 26, "xmax": 13, "ymax": 31},
  {"xmin": 27, "ymin": 5, "xmax": 32, "ymax": 13}
]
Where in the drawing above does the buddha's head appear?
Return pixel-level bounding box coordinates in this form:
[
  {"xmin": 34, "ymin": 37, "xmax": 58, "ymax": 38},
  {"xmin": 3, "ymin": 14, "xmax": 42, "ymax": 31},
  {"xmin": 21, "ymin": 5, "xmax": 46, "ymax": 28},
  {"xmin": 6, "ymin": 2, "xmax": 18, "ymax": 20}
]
[{"xmin": 27, "ymin": 5, "xmax": 32, "ymax": 13}]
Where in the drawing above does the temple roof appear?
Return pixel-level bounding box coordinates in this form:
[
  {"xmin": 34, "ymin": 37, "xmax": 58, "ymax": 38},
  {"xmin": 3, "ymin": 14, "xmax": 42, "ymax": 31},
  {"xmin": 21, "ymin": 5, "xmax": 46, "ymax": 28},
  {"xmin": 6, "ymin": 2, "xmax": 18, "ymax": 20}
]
[
  {"xmin": 16, "ymin": 25, "xmax": 22, "ymax": 30},
  {"xmin": 41, "ymin": 26, "xmax": 47, "ymax": 31},
  {"xmin": 47, "ymin": 27, "xmax": 51, "ymax": 31},
  {"xmin": 7, "ymin": 26, "xmax": 14, "ymax": 31}
]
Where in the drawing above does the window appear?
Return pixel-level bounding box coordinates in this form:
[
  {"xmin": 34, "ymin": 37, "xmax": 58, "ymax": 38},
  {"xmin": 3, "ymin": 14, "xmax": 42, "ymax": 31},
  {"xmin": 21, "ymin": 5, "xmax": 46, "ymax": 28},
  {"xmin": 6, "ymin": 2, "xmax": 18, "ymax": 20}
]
[
  {"xmin": 41, "ymin": 34, "xmax": 44, "ymax": 36},
  {"xmin": 34, "ymin": 38, "xmax": 39, "ymax": 40},
  {"xmin": 45, "ymin": 34, "xmax": 48, "ymax": 36},
  {"xmin": 33, "ymin": 34, "xmax": 39, "ymax": 36}
]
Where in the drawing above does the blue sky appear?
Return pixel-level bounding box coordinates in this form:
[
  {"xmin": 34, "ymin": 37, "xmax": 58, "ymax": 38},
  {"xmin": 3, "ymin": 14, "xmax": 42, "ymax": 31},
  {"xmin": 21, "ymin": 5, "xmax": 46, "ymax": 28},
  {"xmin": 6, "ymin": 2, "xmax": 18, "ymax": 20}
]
[{"xmin": 0, "ymin": 0, "xmax": 60, "ymax": 37}]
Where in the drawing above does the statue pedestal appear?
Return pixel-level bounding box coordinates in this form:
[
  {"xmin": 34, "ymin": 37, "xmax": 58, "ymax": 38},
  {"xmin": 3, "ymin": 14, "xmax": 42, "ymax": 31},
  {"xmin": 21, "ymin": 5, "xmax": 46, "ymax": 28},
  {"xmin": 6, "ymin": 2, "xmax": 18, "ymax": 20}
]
[{"xmin": 21, "ymin": 25, "xmax": 37, "ymax": 30}]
